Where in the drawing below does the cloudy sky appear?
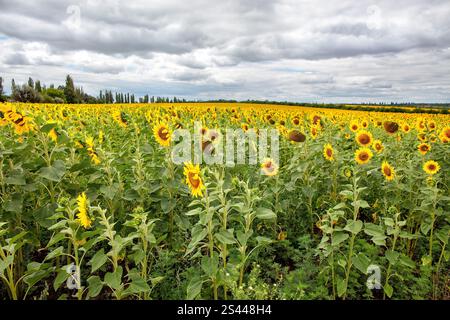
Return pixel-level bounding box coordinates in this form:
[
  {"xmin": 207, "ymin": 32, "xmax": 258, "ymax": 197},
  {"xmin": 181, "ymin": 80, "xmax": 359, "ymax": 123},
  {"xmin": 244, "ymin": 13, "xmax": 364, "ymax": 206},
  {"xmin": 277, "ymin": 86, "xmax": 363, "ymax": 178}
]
[{"xmin": 1, "ymin": 0, "xmax": 449, "ymax": 102}]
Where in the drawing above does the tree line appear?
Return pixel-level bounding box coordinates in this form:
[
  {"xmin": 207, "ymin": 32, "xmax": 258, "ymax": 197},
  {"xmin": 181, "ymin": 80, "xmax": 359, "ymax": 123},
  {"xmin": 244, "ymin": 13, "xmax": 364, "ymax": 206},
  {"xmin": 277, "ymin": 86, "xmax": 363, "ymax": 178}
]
[{"xmin": 0, "ymin": 75, "xmax": 189, "ymax": 104}]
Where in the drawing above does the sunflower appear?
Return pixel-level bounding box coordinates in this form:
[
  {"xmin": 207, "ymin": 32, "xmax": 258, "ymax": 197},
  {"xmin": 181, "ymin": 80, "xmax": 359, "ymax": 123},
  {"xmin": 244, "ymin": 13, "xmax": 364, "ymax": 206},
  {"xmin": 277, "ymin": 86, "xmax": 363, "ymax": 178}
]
[
  {"xmin": 355, "ymin": 147, "xmax": 373, "ymax": 165},
  {"xmin": 383, "ymin": 121, "xmax": 399, "ymax": 134},
  {"xmin": 417, "ymin": 133, "xmax": 427, "ymax": 142},
  {"xmin": 423, "ymin": 160, "xmax": 440, "ymax": 175},
  {"xmin": 372, "ymin": 139, "xmax": 384, "ymax": 153},
  {"xmin": 261, "ymin": 158, "xmax": 279, "ymax": 176},
  {"xmin": 417, "ymin": 143, "xmax": 431, "ymax": 155},
  {"xmin": 323, "ymin": 144, "xmax": 335, "ymax": 161},
  {"xmin": 310, "ymin": 125, "xmax": 319, "ymax": 139},
  {"xmin": 349, "ymin": 120, "xmax": 359, "ymax": 132},
  {"xmin": 85, "ymin": 136, "xmax": 101, "ymax": 165},
  {"xmin": 76, "ymin": 192, "xmax": 92, "ymax": 229},
  {"xmin": 381, "ymin": 161, "xmax": 395, "ymax": 181},
  {"xmin": 288, "ymin": 130, "xmax": 306, "ymax": 143},
  {"xmin": 153, "ymin": 123, "xmax": 171, "ymax": 147},
  {"xmin": 113, "ymin": 111, "xmax": 128, "ymax": 128},
  {"xmin": 12, "ymin": 113, "xmax": 33, "ymax": 135},
  {"xmin": 241, "ymin": 123, "xmax": 249, "ymax": 132},
  {"xmin": 292, "ymin": 117, "xmax": 300, "ymax": 126},
  {"xmin": 401, "ymin": 123, "xmax": 411, "ymax": 133},
  {"xmin": 48, "ymin": 128, "xmax": 58, "ymax": 143},
  {"xmin": 355, "ymin": 130, "xmax": 373, "ymax": 147},
  {"xmin": 439, "ymin": 127, "xmax": 450, "ymax": 143},
  {"xmin": 361, "ymin": 120, "xmax": 369, "ymax": 129},
  {"xmin": 183, "ymin": 162, "xmax": 205, "ymax": 197},
  {"xmin": 99, "ymin": 130, "xmax": 104, "ymax": 144}
]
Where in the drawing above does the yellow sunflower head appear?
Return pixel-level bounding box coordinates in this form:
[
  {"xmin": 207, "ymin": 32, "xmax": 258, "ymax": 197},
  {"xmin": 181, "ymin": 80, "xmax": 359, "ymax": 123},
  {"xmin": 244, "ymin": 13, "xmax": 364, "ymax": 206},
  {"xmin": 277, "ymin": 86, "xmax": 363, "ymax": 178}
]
[
  {"xmin": 349, "ymin": 120, "xmax": 359, "ymax": 132},
  {"xmin": 76, "ymin": 192, "xmax": 92, "ymax": 229},
  {"xmin": 183, "ymin": 162, "xmax": 205, "ymax": 197},
  {"xmin": 355, "ymin": 130, "xmax": 373, "ymax": 147},
  {"xmin": 381, "ymin": 161, "xmax": 395, "ymax": 181},
  {"xmin": 423, "ymin": 160, "xmax": 440, "ymax": 175},
  {"xmin": 417, "ymin": 143, "xmax": 431, "ymax": 156},
  {"xmin": 261, "ymin": 158, "xmax": 279, "ymax": 176},
  {"xmin": 439, "ymin": 127, "xmax": 450, "ymax": 143},
  {"xmin": 355, "ymin": 147, "xmax": 373, "ymax": 165},
  {"xmin": 153, "ymin": 123, "xmax": 171, "ymax": 147},
  {"xmin": 372, "ymin": 139, "xmax": 384, "ymax": 154},
  {"xmin": 402, "ymin": 123, "xmax": 411, "ymax": 133},
  {"xmin": 323, "ymin": 143, "xmax": 335, "ymax": 161}
]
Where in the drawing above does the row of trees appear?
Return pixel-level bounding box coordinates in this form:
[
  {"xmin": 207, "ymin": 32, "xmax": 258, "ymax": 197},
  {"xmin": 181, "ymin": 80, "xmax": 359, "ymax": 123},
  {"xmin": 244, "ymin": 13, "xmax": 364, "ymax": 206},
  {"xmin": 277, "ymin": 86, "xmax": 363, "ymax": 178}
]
[{"xmin": 0, "ymin": 74, "xmax": 191, "ymax": 104}]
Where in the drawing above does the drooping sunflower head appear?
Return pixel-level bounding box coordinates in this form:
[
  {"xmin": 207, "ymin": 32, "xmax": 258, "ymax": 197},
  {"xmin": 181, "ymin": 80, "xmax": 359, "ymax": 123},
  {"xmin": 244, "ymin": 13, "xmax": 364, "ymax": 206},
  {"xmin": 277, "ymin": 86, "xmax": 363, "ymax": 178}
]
[
  {"xmin": 355, "ymin": 147, "xmax": 373, "ymax": 165},
  {"xmin": 183, "ymin": 162, "xmax": 205, "ymax": 197},
  {"xmin": 76, "ymin": 192, "xmax": 92, "ymax": 229},
  {"xmin": 355, "ymin": 130, "xmax": 373, "ymax": 147},
  {"xmin": 288, "ymin": 130, "xmax": 306, "ymax": 143},
  {"xmin": 423, "ymin": 160, "xmax": 440, "ymax": 175},
  {"xmin": 383, "ymin": 121, "xmax": 399, "ymax": 134},
  {"xmin": 417, "ymin": 143, "xmax": 431, "ymax": 155},
  {"xmin": 261, "ymin": 158, "xmax": 279, "ymax": 176},
  {"xmin": 153, "ymin": 123, "xmax": 171, "ymax": 147},
  {"xmin": 372, "ymin": 139, "xmax": 384, "ymax": 153},
  {"xmin": 323, "ymin": 143, "xmax": 335, "ymax": 161},
  {"xmin": 113, "ymin": 111, "xmax": 128, "ymax": 128},
  {"xmin": 381, "ymin": 161, "xmax": 395, "ymax": 181}
]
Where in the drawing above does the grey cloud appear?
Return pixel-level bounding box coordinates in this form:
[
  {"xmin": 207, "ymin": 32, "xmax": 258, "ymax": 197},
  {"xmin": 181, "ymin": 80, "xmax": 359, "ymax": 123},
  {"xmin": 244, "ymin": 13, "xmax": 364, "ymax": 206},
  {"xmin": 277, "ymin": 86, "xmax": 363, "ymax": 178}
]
[{"xmin": 3, "ymin": 53, "xmax": 31, "ymax": 65}]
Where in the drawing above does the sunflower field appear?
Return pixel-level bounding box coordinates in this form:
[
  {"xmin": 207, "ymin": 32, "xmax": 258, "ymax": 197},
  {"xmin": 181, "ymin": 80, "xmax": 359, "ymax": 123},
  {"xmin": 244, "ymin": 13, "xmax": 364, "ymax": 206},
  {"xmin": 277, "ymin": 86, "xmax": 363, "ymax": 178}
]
[{"xmin": 0, "ymin": 102, "xmax": 449, "ymax": 300}]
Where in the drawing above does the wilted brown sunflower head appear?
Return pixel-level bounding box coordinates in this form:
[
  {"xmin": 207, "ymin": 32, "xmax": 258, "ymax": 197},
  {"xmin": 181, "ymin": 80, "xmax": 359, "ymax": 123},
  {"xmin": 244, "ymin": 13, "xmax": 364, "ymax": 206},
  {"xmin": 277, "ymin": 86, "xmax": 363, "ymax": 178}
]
[
  {"xmin": 383, "ymin": 121, "xmax": 399, "ymax": 134},
  {"xmin": 288, "ymin": 130, "xmax": 306, "ymax": 143}
]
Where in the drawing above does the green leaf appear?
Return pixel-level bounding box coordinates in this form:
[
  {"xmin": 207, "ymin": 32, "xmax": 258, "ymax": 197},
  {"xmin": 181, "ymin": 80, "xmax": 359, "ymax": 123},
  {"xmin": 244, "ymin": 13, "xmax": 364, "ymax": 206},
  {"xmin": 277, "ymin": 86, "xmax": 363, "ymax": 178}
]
[
  {"xmin": 201, "ymin": 254, "xmax": 219, "ymax": 277},
  {"xmin": 4, "ymin": 193, "xmax": 23, "ymax": 213},
  {"xmin": 87, "ymin": 276, "xmax": 103, "ymax": 298},
  {"xmin": 215, "ymin": 229, "xmax": 236, "ymax": 244},
  {"xmin": 54, "ymin": 268, "xmax": 70, "ymax": 291},
  {"xmin": 384, "ymin": 283, "xmax": 393, "ymax": 298},
  {"xmin": 128, "ymin": 276, "xmax": 151, "ymax": 293},
  {"xmin": 45, "ymin": 246, "xmax": 65, "ymax": 260},
  {"xmin": 38, "ymin": 160, "xmax": 66, "ymax": 182},
  {"xmin": 352, "ymin": 253, "xmax": 371, "ymax": 274},
  {"xmin": 104, "ymin": 266, "xmax": 123, "ymax": 290},
  {"xmin": 5, "ymin": 174, "xmax": 26, "ymax": 186},
  {"xmin": 185, "ymin": 207, "xmax": 202, "ymax": 216},
  {"xmin": 398, "ymin": 254, "xmax": 415, "ymax": 269},
  {"xmin": 255, "ymin": 207, "xmax": 276, "ymax": 220},
  {"xmin": 344, "ymin": 220, "xmax": 363, "ymax": 235},
  {"xmin": 185, "ymin": 226, "xmax": 208, "ymax": 256},
  {"xmin": 386, "ymin": 250, "xmax": 400, "ymax": 265},
  {"xmin": 40, "ymin": 123, "xmax": 57, "ymax": 133},
  {"xmin": 337, "ymin": 278, "xmax": 347, "ymax": 297},
  {"xmin": 332, "ymin": 231, "xmax": 349, "ymax": 246},
  {"xmin": 353, "ymin": 200, "xmax": 370, "ymax": 208},
  {"xmin": 187, "ymin": 277, "xmax": 203, "ymax": 300},
  {"xmin": 89, "ymin": 249, "xmax": 108, "ymax": 273}
]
